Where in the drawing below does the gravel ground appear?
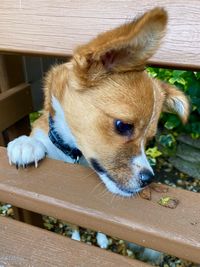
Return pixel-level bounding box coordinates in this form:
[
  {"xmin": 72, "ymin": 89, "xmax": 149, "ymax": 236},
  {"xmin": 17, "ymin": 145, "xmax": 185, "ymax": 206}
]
[{"xmin": 0, "ymin": 158, "xmax": 199, "ymax": 266}]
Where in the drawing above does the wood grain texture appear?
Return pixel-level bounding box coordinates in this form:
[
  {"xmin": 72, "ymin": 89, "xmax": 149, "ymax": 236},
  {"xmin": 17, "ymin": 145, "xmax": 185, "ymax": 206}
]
[
  {"xmin": 0, "ymin": 1, "xmax": 199, "ymax": 69},
  {"xmin": 0, "ymin": 83, "xmax": 33, "ymax": 131},
  {"xmin": 3, "ymin": 55, "xmax": 25, "ymax": 89},
  {"xmin": 0, "ymin": 55, "xmax": 9, "ymax": 92},
  {"xmin": 0, "ymin": 216, "xmax": 146, "ymax": 267},
  {"xmin": 4, "ymin": 116, "xmax": 31, "ymax": 145},
  {"xmin": 0, "ymin": 133, "xmax": 5, "ymax": 146},
  {"xmin": 0, "ymin": 147, "xmax": 199, "ymax": 263},
  {"xmin": 0, "ymin": 55, "xmax": 24, "ymax": 93}
]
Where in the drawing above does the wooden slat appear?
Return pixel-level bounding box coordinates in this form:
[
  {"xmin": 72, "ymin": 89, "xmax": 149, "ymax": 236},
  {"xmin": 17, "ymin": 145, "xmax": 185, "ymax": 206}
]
[
  {"xmin": 3, "ymin": 116, "xmax": 31, "ymax": 144},
  {"xmin": 0, "ymin": 55, "xmax": 24, "ymax": 93},
  {"xmin": 0, "ymin": 1, "xmax": 200, "ymax": 69},
  {"xmin": 0, "ymin": 216, "xmax": 146, "ymax": 267},
  {"xmin": 0, "ymin": 83, "xmax": 33, "ymax": 131},
  {"xmin": 0, "ymin": 55, "xmax": 9, "ymax": 92},
  {"xmin": 0, "ymin": 148, "xmax": 199, "ymax": 263},
  {"xmin": 2, "ymin": 55, "xmax": 25, "ymax": 89},
  {"xmin": 0, "ymin": 133, "xmax": 5, "ymax": 146}
]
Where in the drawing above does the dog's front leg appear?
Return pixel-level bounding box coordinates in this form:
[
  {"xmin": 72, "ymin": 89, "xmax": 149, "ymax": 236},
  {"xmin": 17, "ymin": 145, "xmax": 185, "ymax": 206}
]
[
  {"xmin": 7, "ymin": 114, "xmax": 49, "ymax": 168},
  {"xmin": 7, "ymin": 135, "xmax": 46, "ymax": 168}
]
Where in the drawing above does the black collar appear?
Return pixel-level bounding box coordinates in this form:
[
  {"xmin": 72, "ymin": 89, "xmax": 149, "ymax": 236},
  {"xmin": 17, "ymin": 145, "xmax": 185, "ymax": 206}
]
[{"xmin": 48, "ymin": 115, "xmax": 82, "ymax": 163}]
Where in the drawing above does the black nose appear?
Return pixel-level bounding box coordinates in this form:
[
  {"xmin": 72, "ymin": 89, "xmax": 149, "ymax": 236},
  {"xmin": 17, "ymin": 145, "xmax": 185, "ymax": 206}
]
[{"xmin": 139, "ymin": 170, "xmax": 154, "ymax": 187}]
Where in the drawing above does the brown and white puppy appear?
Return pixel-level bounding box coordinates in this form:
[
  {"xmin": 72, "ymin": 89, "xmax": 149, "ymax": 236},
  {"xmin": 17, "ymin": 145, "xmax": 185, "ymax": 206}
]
[{"xmin": 7, "ymin": 7, "xmax": 189, "ymax": 254}]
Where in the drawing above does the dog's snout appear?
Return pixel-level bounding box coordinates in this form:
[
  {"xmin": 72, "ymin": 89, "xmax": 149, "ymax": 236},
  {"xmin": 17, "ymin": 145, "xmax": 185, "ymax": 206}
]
[{"xmin": 139, "ymin": 169, "xmax": 154, "ymax": 187}]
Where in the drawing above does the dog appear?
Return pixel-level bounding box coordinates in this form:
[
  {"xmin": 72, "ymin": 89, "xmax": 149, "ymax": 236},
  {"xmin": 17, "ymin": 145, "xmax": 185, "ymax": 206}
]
[{"xmin": 7, "ymin": 7, "xmax": 189, "ymax": 262}]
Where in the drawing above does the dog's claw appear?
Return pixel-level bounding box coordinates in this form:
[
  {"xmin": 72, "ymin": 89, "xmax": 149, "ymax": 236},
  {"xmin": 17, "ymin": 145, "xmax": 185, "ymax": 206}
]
[{"xmin": 35, "ymin": 160, "xmax": 38, "ymax": 168}]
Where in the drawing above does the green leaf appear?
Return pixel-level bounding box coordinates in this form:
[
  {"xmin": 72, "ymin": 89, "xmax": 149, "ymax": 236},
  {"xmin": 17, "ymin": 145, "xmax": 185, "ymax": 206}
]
[
  {"xmin": 158, "ymin": 134, "xmax": 176, "ymax": 148},
  {"xmin": 147, "ymin": 157, "xmax": 157, "ymax": 166},
  {"xmin": 172, "ymin": 70, "xmax": 186, "ymax": 78},
  {"xmin": 169, "ymin": 77, "xmax": 186, "ymax": 86},
  {"xmin": 146, "ymin": 146, "xmax": 162, "ymax": 158},
  {"xmin": 195, "ymin": 72, "xmax": 200, "ymax": 79},
  {"xmin": 164, "ymin": 115, "xmax": 181, "ymax": 130}
]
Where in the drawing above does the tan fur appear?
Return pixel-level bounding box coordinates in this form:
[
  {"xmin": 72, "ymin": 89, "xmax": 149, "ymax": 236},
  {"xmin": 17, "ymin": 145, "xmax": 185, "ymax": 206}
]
[
  {"xmin": 31, "ymin": 8, "xmax": 189, "ymax": 191},
  {"xmin": 160, "ymin": 81, "xmax": 189, "ymax": 123}
]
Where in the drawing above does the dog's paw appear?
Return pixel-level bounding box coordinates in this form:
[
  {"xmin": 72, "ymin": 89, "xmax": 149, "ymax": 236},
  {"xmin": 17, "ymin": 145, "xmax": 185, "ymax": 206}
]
[
  {"xmin": 96, "ymin": 232, "xmax": 109, "ymax": 249},
  {"xmin": 7, "ymin": 135, "xmax": 46, "ymax": 168}
]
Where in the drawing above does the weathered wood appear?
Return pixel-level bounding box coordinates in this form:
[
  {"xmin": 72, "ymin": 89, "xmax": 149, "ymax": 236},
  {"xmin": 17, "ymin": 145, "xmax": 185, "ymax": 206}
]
[
  {"xmin": 0, "ymin": 84, "xmax": 33, "ymax": 132},
  {"xmin": 0, "ymin": 55, "xmax": 9, "ymax": 92},
  {"xmin": 0, "ymin": 1, "xmax": 200, "ymax": 69},
  {"xmin": 0, "ymin": 216, "xmax": 146, "ymax": 267},
  {"xmin": 0, "ymin": 133, "xmax": 5, "ymax": 146},
  {"xmin": 0, "ymin": 147, "xmax": 199, "ymax": 263},
  {"xmin": 3, "ymin": 55, "xmax": 25, "ymax": 89},
  {"xmin": 3, "ymin": 116, "xmax": 31, "ymax": 145},
  {"xmin": 0, "ymin": 55, "xmax": 24, "ymax": 93}
]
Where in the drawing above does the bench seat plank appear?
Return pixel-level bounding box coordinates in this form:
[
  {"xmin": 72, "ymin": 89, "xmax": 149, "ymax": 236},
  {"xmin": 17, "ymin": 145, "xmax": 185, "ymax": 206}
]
[
  {"xmin": 0, "ymin": 147, "xmax": 199, "ymax": 263},
  {"xmin": 0, "ymin": 0, "xmax": 200, "ymax": 69},
  {"xmin": 0, "ymin": 216, "xmax": 147, "ymax": 266}
]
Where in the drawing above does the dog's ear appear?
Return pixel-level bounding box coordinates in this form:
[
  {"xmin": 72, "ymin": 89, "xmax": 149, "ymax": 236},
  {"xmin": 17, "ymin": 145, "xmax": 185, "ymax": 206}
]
[
  {"xmin": 160, "ymin": 82, "xmax": 190, "ymax": 124},
  {"xmin": 73, "ymin": 8, "xmax": 167, "ymax": 83}
]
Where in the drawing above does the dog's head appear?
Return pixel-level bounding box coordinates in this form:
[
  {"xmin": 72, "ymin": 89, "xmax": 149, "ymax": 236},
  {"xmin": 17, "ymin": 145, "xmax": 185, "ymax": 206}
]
[{"xmin": 64, "ymin": 8, "xmax": 189, "ymax": 196}]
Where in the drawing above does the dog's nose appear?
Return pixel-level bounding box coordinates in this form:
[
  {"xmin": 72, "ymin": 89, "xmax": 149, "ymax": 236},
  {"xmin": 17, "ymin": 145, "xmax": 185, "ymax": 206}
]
[{"xmin": 139, "ymin": 169, "xmax": 154, "ymax": 187}]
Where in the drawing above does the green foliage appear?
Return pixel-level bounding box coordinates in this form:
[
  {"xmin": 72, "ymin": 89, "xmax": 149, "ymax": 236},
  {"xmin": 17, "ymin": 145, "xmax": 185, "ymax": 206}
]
[
  {"xmin": 29, "ymin": 111, "xmax": 42, "ymax": 125},
  {"xmin": 159, "ymin": 134, "xmax": 176, "ymax": 149},
  {"xmin": 157, "ymin": 134, "xmax": 177, "ymax": 157},
  {"xmin": 148, "ymin": 68, "xmax": 200, "ymax": 139},
  {"xmin": 146, "ymin": 146, "xmax": 162, "ymax": 166},
  {"xmin": 146, "ymin": 146, "xmax": 162, "ymax": 158},
  {"xmin": 146, "ymin": 68, "xmax": 200, "ymax": 162}
]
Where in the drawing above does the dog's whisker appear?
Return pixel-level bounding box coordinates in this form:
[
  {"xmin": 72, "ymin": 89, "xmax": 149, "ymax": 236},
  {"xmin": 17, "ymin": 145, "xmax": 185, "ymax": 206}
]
[
  {"xmin": 98, "ymin": 187, "xmax": 109, "ymax": 198},
  {"xmin": 81, "ymin": 171, "xmax": 96, "ymax": 180},
  {"xmin": 89, "ymin": 180, "xmax": 104, "ymax": 195},
  {"xmin": 110, "ymin": 193, "xmax": 117, "ymax": 204}
]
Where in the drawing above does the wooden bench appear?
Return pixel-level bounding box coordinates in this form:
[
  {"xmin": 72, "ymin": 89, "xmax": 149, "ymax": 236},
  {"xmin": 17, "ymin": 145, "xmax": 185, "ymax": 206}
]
[
  {"xmin": 0, "ymin": 1, "xmax": 200, "ymax": 265},
  {"xmin": 1, "ymin": 215, "xmax": 146, "ymax": 267}
]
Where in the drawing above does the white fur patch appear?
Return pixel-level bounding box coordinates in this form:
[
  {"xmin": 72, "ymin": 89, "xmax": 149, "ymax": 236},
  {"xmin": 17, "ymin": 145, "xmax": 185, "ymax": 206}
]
[
  {"xmin": 96, "ymin": 232, "xmax": 109, "ymax": 249},
  {"xmin": 132, "ymin": 143, "xmax": 153, "ymax": 174},
  {"xmin": 173, "ymin": 97, "xmax": 185, "ymax": 117},
  {"xmin": 52, "ymin": 96, "xmax": 77, "ymax": 148},
  {"xmin": 33, "ymin": 129, "xmax": 74, "ymax": 163},
  {"xmin": 99, "ymin": 173, "xmax": 139, "ymax": 197},
  {"xmin": 7, "ymin": 135, "xmax": 46, "ymax": 167}
]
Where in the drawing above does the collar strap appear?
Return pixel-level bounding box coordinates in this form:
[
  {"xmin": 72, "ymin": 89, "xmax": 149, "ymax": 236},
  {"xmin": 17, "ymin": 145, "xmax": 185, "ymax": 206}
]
[{"xmin": 48, "ymin": 115, "xmax": 82, "ymax": 163}]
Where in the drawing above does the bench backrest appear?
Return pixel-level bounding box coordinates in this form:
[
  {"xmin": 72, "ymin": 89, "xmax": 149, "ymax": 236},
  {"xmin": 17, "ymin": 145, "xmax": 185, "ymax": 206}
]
[{"xmin": 0, "ymin": 0, "xmax": 200, "ymax": 70}]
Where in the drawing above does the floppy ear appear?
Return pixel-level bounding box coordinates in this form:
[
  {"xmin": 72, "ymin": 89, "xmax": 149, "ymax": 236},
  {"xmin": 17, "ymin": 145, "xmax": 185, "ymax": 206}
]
[
  {"xmin": 73, "ymin": 7, "xmax": 167, "ymax": 83},
  {"xmin": 161, "ymin": 82, "xmax": 190, "ymax": 124}
]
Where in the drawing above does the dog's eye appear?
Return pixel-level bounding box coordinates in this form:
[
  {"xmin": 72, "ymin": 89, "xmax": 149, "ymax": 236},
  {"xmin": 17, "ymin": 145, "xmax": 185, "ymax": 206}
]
[{"xmin": 114, "ymin": 120, "xmax": 134, "ymax": 136}]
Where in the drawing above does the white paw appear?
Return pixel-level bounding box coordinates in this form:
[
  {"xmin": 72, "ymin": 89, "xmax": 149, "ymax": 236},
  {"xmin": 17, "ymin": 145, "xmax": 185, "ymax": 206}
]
[
  {"xmin": 71, "ymin": 230, "xmax": 81, "ymax": 241},
  {"xmin": 7, "ymin": 135, "xmax": 46, "ymax": 168},
  {"xmin": 96, "ymin": 232, "xmax": 109, "ymax": 249}
]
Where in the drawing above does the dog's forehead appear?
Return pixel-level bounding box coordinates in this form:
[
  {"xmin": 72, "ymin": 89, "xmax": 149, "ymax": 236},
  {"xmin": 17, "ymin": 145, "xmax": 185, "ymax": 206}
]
[{"xmin": 87, "ymin": 71, "xmax": 155, "ymax": 122}]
